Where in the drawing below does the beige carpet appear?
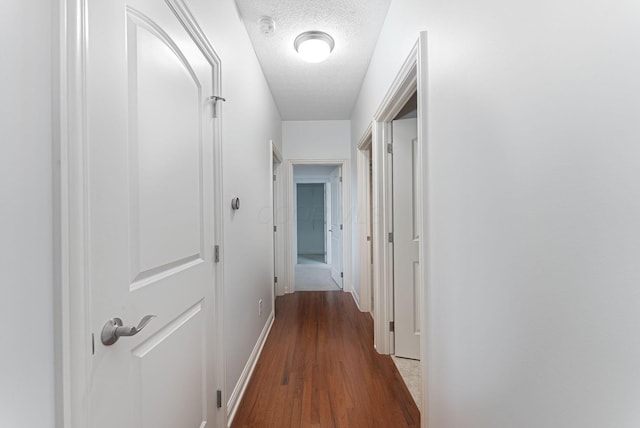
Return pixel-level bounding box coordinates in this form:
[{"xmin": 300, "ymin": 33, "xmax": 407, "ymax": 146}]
[
  {"xmin": 297, "ymin": 253, "xmax": 326, "ymax": 264},
  {"xmin": 294, "ymin": 264, "xmax": 340, "ymax": 291},
  {"xmin": 392, "ymin": 356, "xmax": 422, "ymax": 411}
]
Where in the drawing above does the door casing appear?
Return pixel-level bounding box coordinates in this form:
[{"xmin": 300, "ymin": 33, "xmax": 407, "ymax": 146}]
[
  {"xmin": 284, "ymin": 160, "xmax": 351, "ymax": 295},
  {"xmin": 369, "ymin": 41, "xmax": 419, "ymax": 356},
  {"xmin": 356, "ymin": 129, "xmax": 373, "ymax": 313},
  {"xmin": 272, "ymin": 142, "xmax": 284, "ymax": 296}
]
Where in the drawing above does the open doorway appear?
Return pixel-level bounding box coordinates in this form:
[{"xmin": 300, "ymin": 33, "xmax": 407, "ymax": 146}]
[
  {"xmin": 389, "ymin": 93, "xmax": 422, "ymax": 409},
  {"xmin": 293, "ymin": 165, "xmax": 343, "ymax": 291},
  {"xmin": 285, "ymin": 161, "xmax": 351, "ymax": 294},
  {"xmin": 392, "ymin": 92, "xmax": 420, "ymax": 360},
  {"xmin": 358, "ymin": 93, "xmax": 421, "ymax": 407},
  {"xmin": 296, "ymin": 182, "xmax": 328, "ymax": 265}
]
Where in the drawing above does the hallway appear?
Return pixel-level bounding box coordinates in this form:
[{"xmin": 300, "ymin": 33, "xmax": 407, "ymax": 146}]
[{"xmin": 232, "ymin": 292, "xmax": 419, "ymax": 427}]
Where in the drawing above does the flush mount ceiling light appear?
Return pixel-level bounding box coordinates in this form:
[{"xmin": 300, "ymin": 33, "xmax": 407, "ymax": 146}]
[{"xmin": 294, "ymin": 31, "xmax": 335, "ymax": 63}]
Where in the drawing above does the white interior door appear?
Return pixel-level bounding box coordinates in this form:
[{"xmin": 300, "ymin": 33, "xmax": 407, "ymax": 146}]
[
  {"xmin": 323, "ymin": 183, "xmax": 329, "ymax": 263},
  {"xmin": 325, "ymin": 183, "xmax": 332, "ymax": 264},
  {"xmin": 368, "ymin": 150, "xmax": 374, "ymax": 315},
  {"xmin": 392, "ymin": 118, "xmax": 421, "ymax": 360},
  {"xmin": 86, "ymin": 1, "xmax": 219, "ymax": 426},
  {"xmin": 273, "ymin": 161, "xmax": 278, "ymax": 294},
  {"xmin": 330, "ymin": 167, "xmax": 343, "ymax": 287}
]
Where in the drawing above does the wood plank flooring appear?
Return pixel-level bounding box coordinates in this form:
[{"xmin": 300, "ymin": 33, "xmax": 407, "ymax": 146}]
[{"xmin": 231, "ymin": 291, "xmax": 420, "ymax": 428}]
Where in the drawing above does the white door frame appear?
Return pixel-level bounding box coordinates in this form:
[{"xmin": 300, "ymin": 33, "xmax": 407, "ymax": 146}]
[
  {"xmin": 272, "ymin": 142, "xmax": 284, "ymax": 297},
  {"xmin": 53, "ymin": 1, "xmax": 226, "ymax": 426},
  {"xmin": 370, "ymin": 40, "xmax": 419, "ymax": 355},
  {"xmin": 284, "ymin": 160, "xmax": 352, "ymax": 295},
  {"xmin": 356, "ymin": 127, "xmax": 373, "ymax": 313},
  {"xmin": 358, "ymin": 33, "xmax": 430, "ymax": 427}
]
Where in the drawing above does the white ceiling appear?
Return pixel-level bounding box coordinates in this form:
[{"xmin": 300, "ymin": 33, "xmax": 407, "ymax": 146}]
[{"xmin": 234, "ymin": 0, "xmax": 391, "ymax": 120}]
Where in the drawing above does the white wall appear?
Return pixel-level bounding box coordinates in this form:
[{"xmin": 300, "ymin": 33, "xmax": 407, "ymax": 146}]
[
  {"xmin": 352, "ymin": 0, "xmax": 640, "ymax": 427},
  {"xmin": 0, "ymin": 1, "xmax": 55, "ymax": 427},
  {"xmin": 189, "ymin": 0, "xmax": 282, "ymax": 406},
  {"xmin": 293, "ymin": 165, "xmax": 338, "ymax": 178},
  {"xmin": 282, "ymin": 120, "xmax": 351, "ymax": 160}
]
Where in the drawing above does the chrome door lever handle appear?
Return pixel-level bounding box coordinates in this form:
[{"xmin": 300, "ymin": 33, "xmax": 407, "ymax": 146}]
[{"xmin": 101, "ymin": 315, "xmax": 156, "ymax": 346}]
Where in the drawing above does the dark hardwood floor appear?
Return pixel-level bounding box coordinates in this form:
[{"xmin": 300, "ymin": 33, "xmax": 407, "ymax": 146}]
[{"xmin": 231, "ymin": 291, "xmax": 420, "ymax": 428}]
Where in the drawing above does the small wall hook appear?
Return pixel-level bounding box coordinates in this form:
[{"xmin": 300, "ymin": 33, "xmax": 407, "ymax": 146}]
[{"xmin": 209, "ymin": 96, "xmax": 226, "ymax": 118}]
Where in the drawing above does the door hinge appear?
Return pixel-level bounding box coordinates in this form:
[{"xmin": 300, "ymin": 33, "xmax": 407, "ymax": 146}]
[
  {"xmin": 91, "ymin": 333, "xmax": 95, "ymax": 355},
  {"xmin": 274, "ymin": 276, "xmax": 278, "ymax": 284},
  {"xmin": 387, "ymin": 143, "xmax": 393, "ymax": 154},
  {"xmin": 388, "ymin": 232, "xmax": 394, "ymax": 243},
  {"xmin": 216, "ymin": 390, "xmax": 222, "ymax": 409},
  {"xmin": 366, "ymin": 235, "xmax": 371, "ymax": 242},
  {"xmin": 273, "ymin": 225, "xmax": 277, "ymax": 232},
  {"xmin": 214, "ymin": 245, "xmax": 220, "ymax": 263},
  {"xmin": 339, "ymin": 176, "xmax": 343, "ymax": 183},
  {"xmin": 340, "ymin": 272, "xmax": 343, "ymax": 278},
  {"xmin": 273, "ymin": 174, "xmax": 276, "ymax": 181},
  {"xmin": 340, "ymin": 224, "xmax": 343, "ymax": 230},
  {"xmin": 389, "ymin": 321, "xmax": 395, "ymax": 332}
]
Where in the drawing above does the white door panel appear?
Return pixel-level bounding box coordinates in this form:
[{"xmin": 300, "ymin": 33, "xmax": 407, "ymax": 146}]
[
  {"xmin": 392, "ymin": 118, "xmax": 420, "ymax": 360},
  {"xmin": 131, "ymin": 302, "xmax": 205, "ymax": 428},
  {"xmin": 330, "ymin": 167, "xmax": 343, "ymax": 287},
  {"xmin": 86, "ymin": 1, "xmax": 218, "ymax": 427},
  {"xmin": 128, "ymin": 10, "xmax": 205, "ymax": 284}
]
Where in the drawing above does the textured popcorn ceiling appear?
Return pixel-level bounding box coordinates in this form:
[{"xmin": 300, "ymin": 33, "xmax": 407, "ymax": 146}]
[{"xmin": 234, "ymin": 0, "xmax": 391, "ymax": 120}]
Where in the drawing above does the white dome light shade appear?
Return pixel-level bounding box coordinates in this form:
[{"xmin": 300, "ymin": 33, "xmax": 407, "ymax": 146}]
[{"xmin": 294, "ymin": 31, "xmax": 335, "ymax": 63}]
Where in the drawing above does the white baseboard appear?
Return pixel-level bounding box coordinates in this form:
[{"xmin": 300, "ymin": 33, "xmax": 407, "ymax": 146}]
[
  {"xmin": 226, "ymin": 311, "xmax": 275, "ymax": 427},
  {"xmin": 350, "ymin": 290, "xmax": 362, "ymax": 311}
]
